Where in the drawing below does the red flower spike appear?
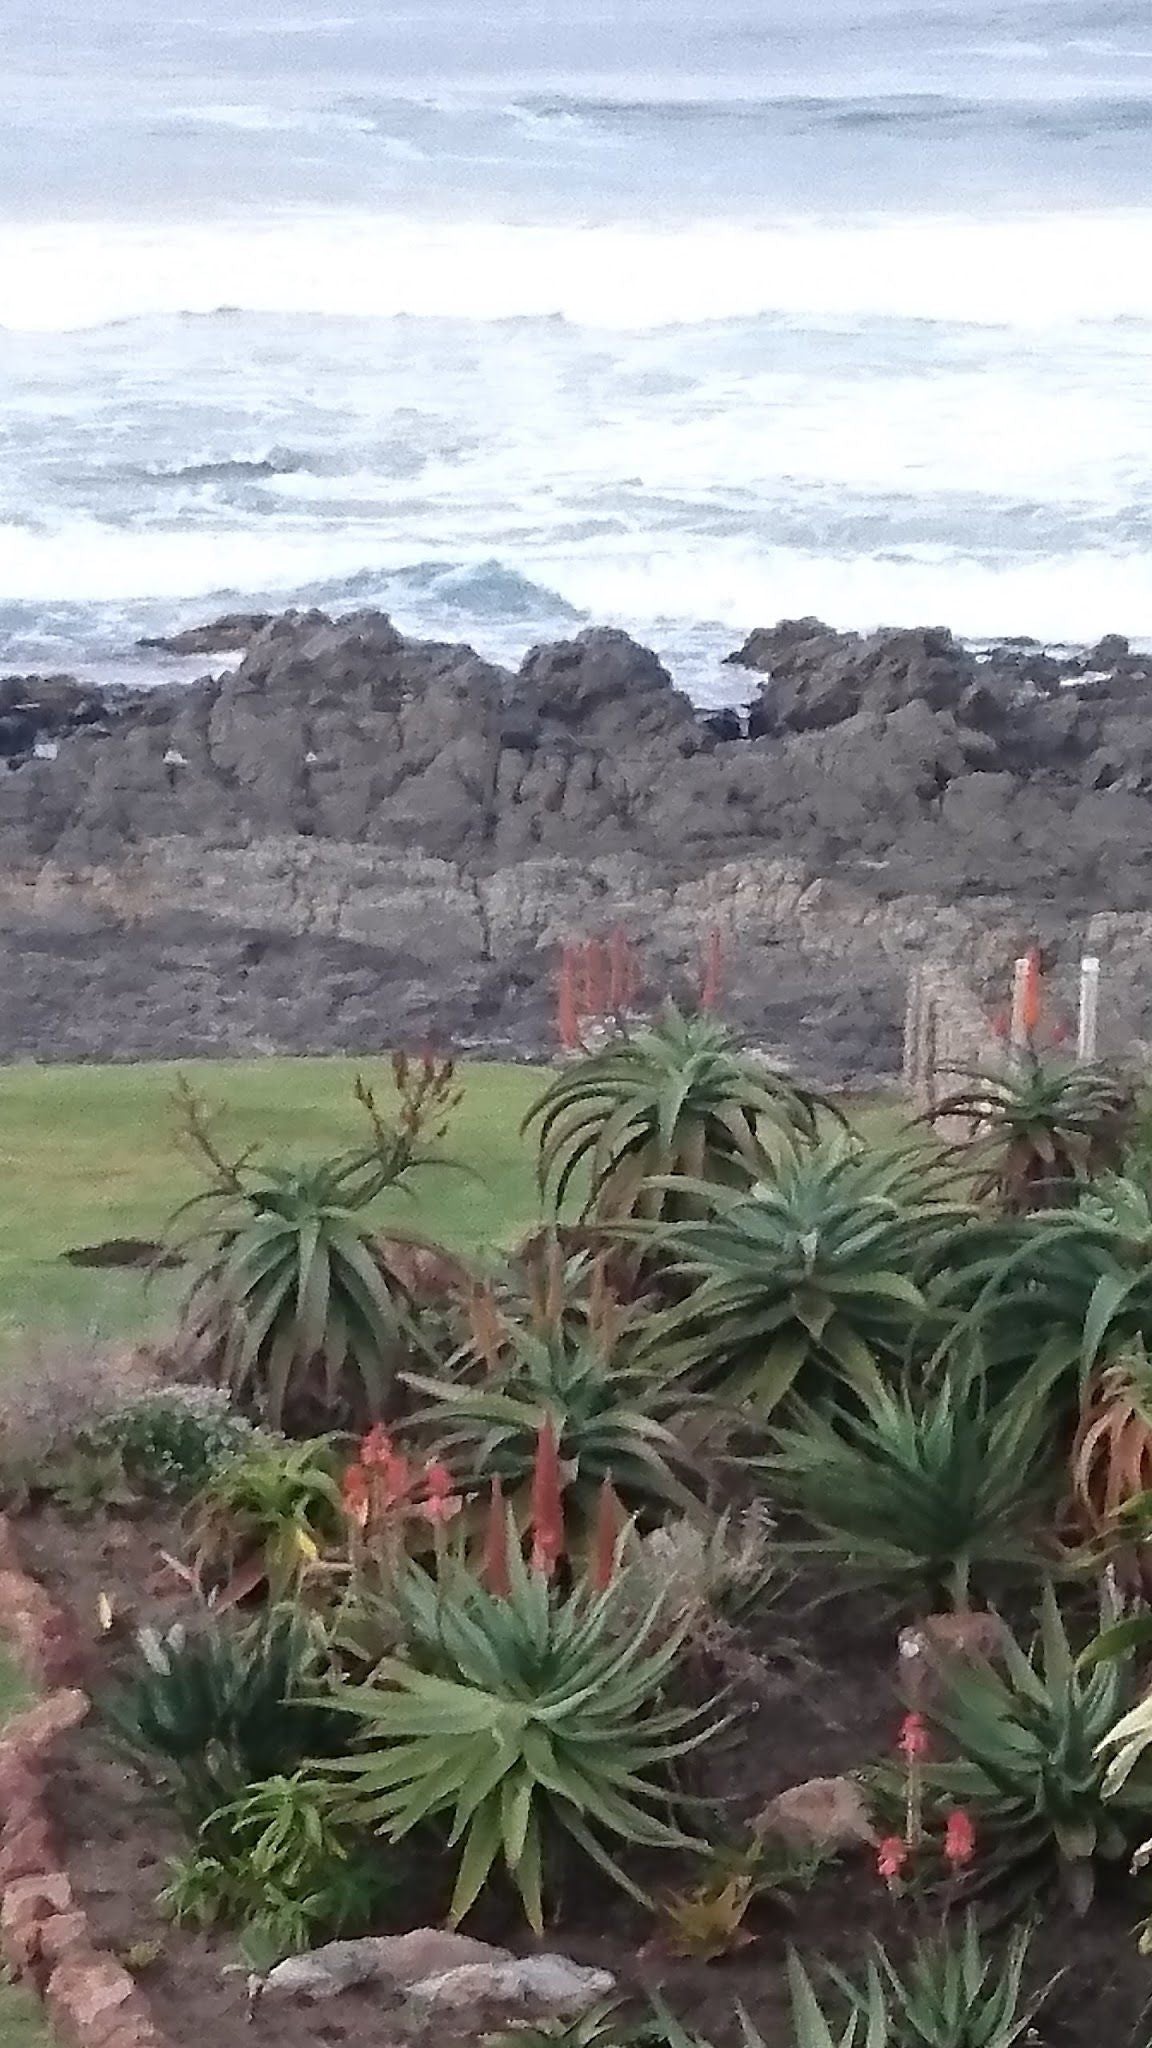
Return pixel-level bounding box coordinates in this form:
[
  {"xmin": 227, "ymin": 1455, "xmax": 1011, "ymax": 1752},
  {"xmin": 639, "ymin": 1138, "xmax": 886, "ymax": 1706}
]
[
  {"xmin": 944, "ymin": 1809, "xmax": 976, "ymax": 1870},
  {"xmin": 380, "ymin": 1446, "xmax": 414, "ymax": 1511},
  {"xmin": 557, "ymin": 943, "xmax": 583, "ymax": 1052},
  {"xmin": 530, "ymin": 1417, "xmax": 566, "ymax": 1580},
  {"xmin": 898, "ymin": 1711, "xmax": 931, "ymax": 1762},
  {"xmin": 584, "ymin": 937, "xmax": 611, "ymax": 1021},
  {"xmin": 482, "ymin": 1476, "xmax": 511, "ymax": 1598},
  {"xmin": 875, "ymin": 1837, "xmax": 909, "ymax": 1888},
  {"xmin": 590, "ymin": 1476, "xmax": 624, "ymax": 1593},
  {"xmin": 418, "ymin": 1459, "xmax": 463, "ymax": 1526},
  {"xmin": 360, "ymin": 1424, "xmax": 394, "ymax": 1470}
]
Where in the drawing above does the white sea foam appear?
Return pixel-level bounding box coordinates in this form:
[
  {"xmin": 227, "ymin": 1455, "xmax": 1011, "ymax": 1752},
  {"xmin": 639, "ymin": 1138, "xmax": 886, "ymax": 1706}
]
[
  {"xmin": 4, "ymin": 210, "xmax": 1152, "ymax": 334},
  {"xmin": 1, "ymin": 513, "xmax": 1150, "ymax": 646}
]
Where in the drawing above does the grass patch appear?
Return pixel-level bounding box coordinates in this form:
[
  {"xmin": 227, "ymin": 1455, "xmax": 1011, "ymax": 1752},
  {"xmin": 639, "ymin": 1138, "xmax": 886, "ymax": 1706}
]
[{"xmin": 0, "ymin": 1057, "xmax": 548, "ymax": 1343}]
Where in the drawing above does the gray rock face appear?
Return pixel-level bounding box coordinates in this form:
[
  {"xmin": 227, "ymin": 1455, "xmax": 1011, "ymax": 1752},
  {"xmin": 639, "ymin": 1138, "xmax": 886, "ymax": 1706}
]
[{"xmin": 1, "ymin": 605, "xmax": 1152, "ymax": 1074}]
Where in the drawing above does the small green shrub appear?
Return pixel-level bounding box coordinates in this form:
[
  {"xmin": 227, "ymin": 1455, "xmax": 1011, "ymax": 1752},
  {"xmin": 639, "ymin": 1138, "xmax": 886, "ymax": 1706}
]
[
  {"xmin": 105, "ymin": 1609, "xmax": 345, "ymax": 1826},
  {"xmin": 325, "ymin": 1535, "xmax": 718, "ymax": 1932},
  {"xmin": 161, "ymin": 1770, "xmax": 396, "ymax": 1958},
  {"xmin": 93, "ymin": 1386, "xmax": 256, "ymax": 1499},
  {"xmin": 483, "ymin": 2005, "xmax": 639, "ymax": 2048},
  {"xmin": 0, "ymin": 1340, "xmax": 158, "ymax": 1506},
  {"xmin": 763, "ymin": 1371, "xmax": 1056, "ymax": 1607},
  {"xmin": 188, "ymin": 1434, "xmax": 343, "ymax": 1600},
  {"xmin": 625, "ymin": 1505, "xmax": 780, "ymax": 1630}
]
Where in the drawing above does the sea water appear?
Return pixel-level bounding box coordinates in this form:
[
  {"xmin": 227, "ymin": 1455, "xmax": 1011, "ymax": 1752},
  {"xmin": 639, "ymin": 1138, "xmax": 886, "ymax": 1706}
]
[{"xmin": 2, "ymin": 0, "xmax": 1152, "ymax": 702}]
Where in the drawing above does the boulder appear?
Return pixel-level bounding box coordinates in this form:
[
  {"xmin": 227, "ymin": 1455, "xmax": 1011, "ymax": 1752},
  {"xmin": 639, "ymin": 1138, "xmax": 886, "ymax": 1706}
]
[
  {"xmin": 264, "ymin": 1931, "xmax": 510, "ymax": 2000},
  {"xmin": 264, "ymin": 1932, "xmax": 613, "ymax": 2030},
  {"xmin": 757, "ymin": 1775, "xmax": 877, "ymax": 1851},
  {"xmin": 405, "ymin": 1954, "xmax": 614, "ymax": 2019}
]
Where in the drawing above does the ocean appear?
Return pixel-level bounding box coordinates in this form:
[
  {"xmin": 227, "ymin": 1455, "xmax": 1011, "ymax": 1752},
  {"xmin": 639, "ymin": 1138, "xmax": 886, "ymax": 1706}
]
[{"xmin": 2, "ymin": 0, "xmax": 1152, "ymax": 702}]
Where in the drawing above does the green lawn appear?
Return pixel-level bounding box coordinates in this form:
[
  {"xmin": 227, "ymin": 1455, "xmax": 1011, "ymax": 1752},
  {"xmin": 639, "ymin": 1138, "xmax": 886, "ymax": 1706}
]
[{"xmin": 0, "ymin": 1057, "xmax": 549, "ymax": 1345}]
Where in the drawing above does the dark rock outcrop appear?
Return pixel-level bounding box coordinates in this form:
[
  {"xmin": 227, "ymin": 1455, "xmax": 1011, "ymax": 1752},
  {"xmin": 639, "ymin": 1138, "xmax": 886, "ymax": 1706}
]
[
  {"xmin": 0, "ymin": 605, "xmax": 1149, "ymax": 1076},
  {"xmin": 138, "ymin": 612, "xmax": 273, "ymax": 656}
]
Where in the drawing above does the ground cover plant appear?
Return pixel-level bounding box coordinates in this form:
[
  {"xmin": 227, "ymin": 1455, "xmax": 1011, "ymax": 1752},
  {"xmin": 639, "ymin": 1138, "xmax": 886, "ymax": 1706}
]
[{"xmin": 5, "ymin": 1004, "xmax": 1152, "ymax": 2048}]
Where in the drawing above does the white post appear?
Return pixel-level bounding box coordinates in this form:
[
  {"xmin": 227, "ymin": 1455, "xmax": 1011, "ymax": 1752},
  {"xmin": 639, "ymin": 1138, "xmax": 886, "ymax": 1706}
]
[
  {"xmin": 1078, "ymin": 955, "xmax": 1100, "ymax": 1063},
  {"xmin": 1010, "ymin": 956, "xmax": 1031, "ymax": 1051}
]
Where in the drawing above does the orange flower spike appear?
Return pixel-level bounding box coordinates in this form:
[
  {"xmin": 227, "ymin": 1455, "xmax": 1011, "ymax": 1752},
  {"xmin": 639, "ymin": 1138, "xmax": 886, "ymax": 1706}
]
[
  {"xmin": 481, "ymin": 1476, "xmax": 512, "ymax": 1598},
  {"xmin": 585, "ymin": 936, "xmax": 611, "ymax": 1020},
  {"xmin": 608, "ymin": 927, "xmax": 633, "ymax": 1016},
  {"xmin": 1021, "ymin": 946, "xmax": 1042, "ymax": 1038},
  {"xmin": 530, "ymin": 1416, "xmax": 566, "ymax": 1579}
]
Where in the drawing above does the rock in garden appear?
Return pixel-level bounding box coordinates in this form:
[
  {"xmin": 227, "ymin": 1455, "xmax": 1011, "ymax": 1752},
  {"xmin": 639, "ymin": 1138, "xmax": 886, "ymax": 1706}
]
[
  {"xmin": 898, "ymin": 1612, "xmax": 1009, "ymax": 1703},
  {"xmin": 404, "ymin": 1953, "xmax": 615, "ymax": 2018},
  {"xmin": 757, "ymin": 1774, "xmax": 877, "ymax": 1850},
  {"xmin": 264, "ymin": 1930, "xmax": 511, "ymax": 2000}
]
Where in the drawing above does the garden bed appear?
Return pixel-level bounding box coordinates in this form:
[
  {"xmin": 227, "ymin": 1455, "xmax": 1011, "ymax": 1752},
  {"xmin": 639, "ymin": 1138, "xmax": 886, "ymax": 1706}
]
[{"xmin": 5, "ymin": 1507, "xmax": 1150, "ymax": 2048}]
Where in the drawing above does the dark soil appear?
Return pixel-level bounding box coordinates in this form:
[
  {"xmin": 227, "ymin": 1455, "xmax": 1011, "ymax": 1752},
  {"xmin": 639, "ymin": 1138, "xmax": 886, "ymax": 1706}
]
[
  {"xmin": 15, "ymin": 1509, "xmax": 1152, "ymax": 2048},
  {"xmin": 61, "ymin": 1239, "xmax": 182, "ymax": 1270}
]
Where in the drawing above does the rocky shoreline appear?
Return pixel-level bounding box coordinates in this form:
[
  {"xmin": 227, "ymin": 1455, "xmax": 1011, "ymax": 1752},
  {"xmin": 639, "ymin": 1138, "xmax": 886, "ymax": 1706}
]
[{"xmin": 1, "ymin": 608, "xmax": 1151, "ymax": 1077}]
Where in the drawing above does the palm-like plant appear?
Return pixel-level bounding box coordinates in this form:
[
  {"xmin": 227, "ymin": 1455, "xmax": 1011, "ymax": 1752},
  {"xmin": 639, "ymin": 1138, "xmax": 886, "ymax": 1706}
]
[
  {"xmin": 644, "ymin": 1141, "xmax": 967, "ymax": 1416},
  {"xmin": 763, "ymin": 1369, "xmax": 1057, "ymax": 1606},
  {"xmin": 324, "ymin": 1538, "xmax": 717, "ymax": 1932},
  {"xmin": 930, "ymin": 1051, "xmax": 1135, "ymax": 1212},
  {"xmin": 524, "ymin": 1004, "xmax": 826, "ymax": 1222},
  {"xmin": 915, "ymin": 1586, "xmax": 1152, "ymax": 1909}
]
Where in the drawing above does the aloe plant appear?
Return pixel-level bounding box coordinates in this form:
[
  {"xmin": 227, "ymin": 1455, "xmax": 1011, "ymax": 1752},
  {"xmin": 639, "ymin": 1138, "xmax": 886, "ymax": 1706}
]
[
  {"xmin": 794, "ymin": 1920, "xmax": 1048, "ymax": 2048},
  {"xmin": 645, "ymin": 1139, "xmax": 966, "ymax": 1415},
  {"xmin": 930, "ymin": 1051, "xmax": 1135, "ymax": 1212},
  {"xmin": 916, "ymin": 1586, "xmax": 1152, "ymax": 1909},
  {"xmin": 408, "ymin": 1317, "xmax": 704, "ymax": 1530},
  {"xmin": 524, "ymin": 1003, "xmax": 825, "ymax": 1222},
  {"xmin": 763, "ymin": 1368, "xmax": 1056, "ymax": 1606},
  {"xmin": 325, "ymin": 1534, "xmax": 718, "ymax": 1932}
]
